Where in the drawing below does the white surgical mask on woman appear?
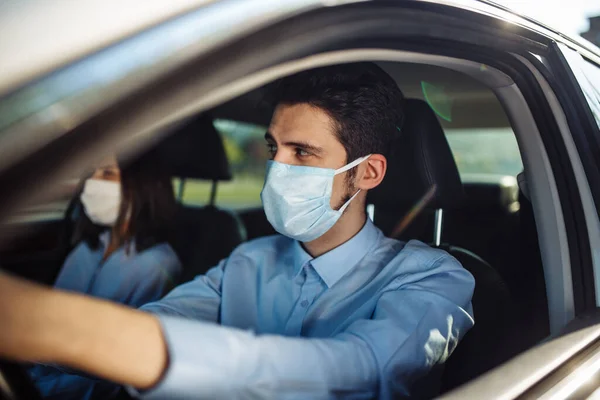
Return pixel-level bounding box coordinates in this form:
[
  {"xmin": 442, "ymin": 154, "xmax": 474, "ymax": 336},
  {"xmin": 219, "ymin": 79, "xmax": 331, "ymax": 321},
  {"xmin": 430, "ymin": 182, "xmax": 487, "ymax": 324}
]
[
  {"xmin": 260, "ymin": 155, "xmax": 371, "ymax": 242},
  {"xmin": 80, "ymin": 179, "xmax": 122, "ymax": 226}
]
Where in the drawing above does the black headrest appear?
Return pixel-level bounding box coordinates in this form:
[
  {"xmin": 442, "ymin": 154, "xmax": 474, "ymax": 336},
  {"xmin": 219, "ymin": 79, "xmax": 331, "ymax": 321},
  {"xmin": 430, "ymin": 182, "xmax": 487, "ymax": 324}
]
[
  {"xmin": 157, "ymin": 114, "xmax": 231, "ymax": 181},
  {"xmin": 368, "ymin": 99, "xmax": 464, "ymax": 211},
  {"xmin": 462, "ymin": 179, "xmax": 519, "ymax": 214}
]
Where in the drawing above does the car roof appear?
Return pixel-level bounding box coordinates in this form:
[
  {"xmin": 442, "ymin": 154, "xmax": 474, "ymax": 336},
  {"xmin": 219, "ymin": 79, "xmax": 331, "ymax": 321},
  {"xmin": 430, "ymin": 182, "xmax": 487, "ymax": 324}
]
[{"xmin": 0, "ymin": 0, "xmax": 598, "ymax": 98}]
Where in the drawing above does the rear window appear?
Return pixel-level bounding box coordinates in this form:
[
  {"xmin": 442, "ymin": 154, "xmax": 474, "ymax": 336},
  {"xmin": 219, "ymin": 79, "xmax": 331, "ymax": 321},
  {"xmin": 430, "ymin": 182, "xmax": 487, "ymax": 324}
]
[{"xmin": 444, "ymin": 127, "xmax": 523, "ymax": 181}]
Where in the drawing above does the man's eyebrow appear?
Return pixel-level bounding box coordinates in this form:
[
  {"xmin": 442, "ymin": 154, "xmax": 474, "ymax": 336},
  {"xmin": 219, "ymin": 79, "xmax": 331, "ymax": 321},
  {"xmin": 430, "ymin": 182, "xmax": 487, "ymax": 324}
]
[
  {"xmin": 264, "ymin": 131, "xmax": 276, "ymax": 142},
  {"xmin": 264, "ymin": 131, "xmax": 324, "ymax": 154},
  {"xmin": 284, "ymin": 140, "xmax": 324, "ymax": 154},
  {"xmin": 98, "ymin": 164, "xmax": 117, "ymax": 170}
]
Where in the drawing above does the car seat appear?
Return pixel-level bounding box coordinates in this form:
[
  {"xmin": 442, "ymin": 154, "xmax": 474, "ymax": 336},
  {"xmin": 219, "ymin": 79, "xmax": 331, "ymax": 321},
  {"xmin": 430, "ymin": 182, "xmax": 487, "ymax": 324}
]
[
  {"xmin": 368, "ymin": 99, "xmax": 519, "ymax": 393},
  {"xmin": 156, "ymin": 114, "xmax": 247, "ymax": 283}
]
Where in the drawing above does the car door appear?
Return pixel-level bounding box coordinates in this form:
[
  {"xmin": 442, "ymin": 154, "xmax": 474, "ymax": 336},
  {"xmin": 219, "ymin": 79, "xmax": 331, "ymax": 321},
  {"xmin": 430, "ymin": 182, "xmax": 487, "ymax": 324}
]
[{"xmin": 444, "ymin": 21, "xmax": 600, "ymax": 400}]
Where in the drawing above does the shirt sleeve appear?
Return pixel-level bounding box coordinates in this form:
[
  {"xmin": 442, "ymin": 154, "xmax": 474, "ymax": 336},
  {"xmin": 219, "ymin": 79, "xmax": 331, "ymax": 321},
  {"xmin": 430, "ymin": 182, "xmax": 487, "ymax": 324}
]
[
  {"xmin": 131, "ymin": 255, "xmax": 475, "ymax": 400},
  {"xmin": 139, "ymin": 259, "xmax": 226, "ymax": 322}
]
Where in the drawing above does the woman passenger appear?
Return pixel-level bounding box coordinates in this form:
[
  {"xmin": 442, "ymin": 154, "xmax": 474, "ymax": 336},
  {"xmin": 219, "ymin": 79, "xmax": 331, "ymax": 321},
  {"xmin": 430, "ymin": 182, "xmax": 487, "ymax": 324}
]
[
  {"xmin": 54, "ymin": 151, "xmax": 181, "ymax": 306},
  {"xmin": 31, "ymin": 150, "xmax": 181, "ymax": 399}
]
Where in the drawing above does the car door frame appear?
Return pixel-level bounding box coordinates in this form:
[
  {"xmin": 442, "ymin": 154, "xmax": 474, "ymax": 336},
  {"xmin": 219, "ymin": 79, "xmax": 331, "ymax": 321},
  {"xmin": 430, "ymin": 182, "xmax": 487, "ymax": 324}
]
[{"xmin": 542, "ymin": 44, "xmax": 600, "ymax": 308}]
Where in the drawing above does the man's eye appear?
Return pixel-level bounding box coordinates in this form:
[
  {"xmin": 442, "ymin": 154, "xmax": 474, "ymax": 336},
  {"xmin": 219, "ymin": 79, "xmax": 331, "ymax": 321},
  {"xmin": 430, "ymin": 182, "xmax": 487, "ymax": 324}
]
[
  {"xmin": 296, "ymin": 148, "xmax": 310, "ymax": 157},
  {"xmin": 266, "ymin": 144, "xmax": 277, "ymax": 157}
]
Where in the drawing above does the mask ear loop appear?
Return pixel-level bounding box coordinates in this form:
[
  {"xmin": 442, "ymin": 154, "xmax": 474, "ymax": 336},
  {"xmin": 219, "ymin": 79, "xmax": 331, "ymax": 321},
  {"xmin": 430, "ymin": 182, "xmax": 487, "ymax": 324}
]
[
  {"xmin": 334, "ymin": 154, "xmax": 372, "ymax": 212},
  {"xmin": 337, "ymin": 189, "xmax": 362, "ymax": 213},
  {"xmin": 334, "ymin": 154, "xmax": 372, "ymax": 175}
]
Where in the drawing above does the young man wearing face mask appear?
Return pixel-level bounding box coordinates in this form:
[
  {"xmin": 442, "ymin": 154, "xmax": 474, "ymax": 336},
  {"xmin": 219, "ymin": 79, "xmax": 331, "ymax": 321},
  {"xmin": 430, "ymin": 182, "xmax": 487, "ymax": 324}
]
[{"xmin": 0, "ymin": 63, "xmax": 475, "ymax": 399}]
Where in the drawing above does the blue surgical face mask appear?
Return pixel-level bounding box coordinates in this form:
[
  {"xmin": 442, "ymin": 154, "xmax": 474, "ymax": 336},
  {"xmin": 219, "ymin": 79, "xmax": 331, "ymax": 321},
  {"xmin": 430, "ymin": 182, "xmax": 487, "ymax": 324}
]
[{"xmin": 260, "ymin": 155, "xmax": 371, "ymax": 242}]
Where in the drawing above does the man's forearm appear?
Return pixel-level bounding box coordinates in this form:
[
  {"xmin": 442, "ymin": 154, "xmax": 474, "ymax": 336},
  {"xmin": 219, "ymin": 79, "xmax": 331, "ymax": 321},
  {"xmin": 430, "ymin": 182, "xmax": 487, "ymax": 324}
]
[{"xmin": 0, "ymin": 272, "xmax": 167, "ymax": 389}]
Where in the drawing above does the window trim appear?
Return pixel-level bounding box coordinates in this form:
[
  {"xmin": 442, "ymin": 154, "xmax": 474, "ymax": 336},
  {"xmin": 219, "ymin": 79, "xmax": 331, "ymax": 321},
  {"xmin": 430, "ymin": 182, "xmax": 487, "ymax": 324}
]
[{"xmin": 516, "ymin": 53, "xmax": 600, "ymax": 312}]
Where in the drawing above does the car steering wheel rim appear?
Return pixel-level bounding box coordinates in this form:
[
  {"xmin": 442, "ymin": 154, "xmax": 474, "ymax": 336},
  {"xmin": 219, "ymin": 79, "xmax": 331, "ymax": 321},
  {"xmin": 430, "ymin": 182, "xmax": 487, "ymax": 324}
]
[{"xmin": 0, "ymin": 360, "xmax": 43, "ymax": 400}]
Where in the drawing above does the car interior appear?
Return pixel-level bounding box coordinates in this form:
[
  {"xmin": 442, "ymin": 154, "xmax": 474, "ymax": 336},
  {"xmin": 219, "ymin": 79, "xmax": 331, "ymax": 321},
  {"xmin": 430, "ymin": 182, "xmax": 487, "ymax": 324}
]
[{"xmin": 0, "ymin": 60, "xmax": 552, "ymax": 396}]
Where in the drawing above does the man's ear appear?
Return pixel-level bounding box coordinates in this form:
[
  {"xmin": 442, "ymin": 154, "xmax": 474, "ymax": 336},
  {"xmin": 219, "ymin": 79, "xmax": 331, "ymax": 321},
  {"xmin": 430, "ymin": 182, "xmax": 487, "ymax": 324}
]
[{"xmin": 356, "ymin": 154, "xmax": 387, "ymax": 190}]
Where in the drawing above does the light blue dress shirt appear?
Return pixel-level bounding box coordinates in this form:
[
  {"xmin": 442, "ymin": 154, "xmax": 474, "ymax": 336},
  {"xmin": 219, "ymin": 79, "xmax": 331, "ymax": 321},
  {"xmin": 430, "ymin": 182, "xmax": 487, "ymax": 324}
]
[
  {"xmin": 32, "ymin": 233, "xmax": 182, "ymax": 400},
  {"xmin": 135, "ymin": 219, "xmax": 475, "ymax": 399},
  {"xmin": 55, "ymin": 233, "xmax": 181, "ymax": 306}
]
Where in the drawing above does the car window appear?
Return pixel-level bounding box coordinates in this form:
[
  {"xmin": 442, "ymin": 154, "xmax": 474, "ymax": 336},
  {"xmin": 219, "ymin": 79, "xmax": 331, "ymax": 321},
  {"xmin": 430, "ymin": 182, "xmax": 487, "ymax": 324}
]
[
  {"xmin": 578, "ymin": 57, "xmax": 600, "ymax": 129},
  {"xmin": 415, "ymin": 75, "xmax": 523, "ymax": 181},
  {"xmin": 444, "ymin": 127, "xmax": 524, "ymax": 181},
  {"xmin": 177, "ymin": 119, "xmax": 268, "ymax": 209},
  {"xmin": 560, "ymin": 46, "xmax": 600, "ymax": 130}
]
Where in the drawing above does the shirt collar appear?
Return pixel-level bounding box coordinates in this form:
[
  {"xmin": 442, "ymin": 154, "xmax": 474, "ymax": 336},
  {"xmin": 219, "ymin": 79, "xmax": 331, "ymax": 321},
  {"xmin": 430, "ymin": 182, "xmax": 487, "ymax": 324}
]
[{"xmin": 290, "ymin": 218, "xmax": 381, "ymax": 288}]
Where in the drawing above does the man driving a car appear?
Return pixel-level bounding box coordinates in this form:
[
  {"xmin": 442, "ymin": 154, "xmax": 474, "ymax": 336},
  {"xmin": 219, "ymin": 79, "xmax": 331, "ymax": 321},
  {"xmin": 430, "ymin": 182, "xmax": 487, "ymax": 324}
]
[{"xmin": 0, "ymin": 62, "xmax": 475, "ymax": 399}]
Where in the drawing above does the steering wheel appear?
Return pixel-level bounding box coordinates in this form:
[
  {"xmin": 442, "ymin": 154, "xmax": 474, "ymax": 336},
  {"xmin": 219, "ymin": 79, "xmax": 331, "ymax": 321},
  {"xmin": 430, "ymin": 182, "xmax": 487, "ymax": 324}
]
[
  {"xmin": 0, "ymin": 360, "xmax": 43, "ymax": 400},
  {"xmin": 0, "ymin": 360, "xmax": 139, "ymax": 400}
]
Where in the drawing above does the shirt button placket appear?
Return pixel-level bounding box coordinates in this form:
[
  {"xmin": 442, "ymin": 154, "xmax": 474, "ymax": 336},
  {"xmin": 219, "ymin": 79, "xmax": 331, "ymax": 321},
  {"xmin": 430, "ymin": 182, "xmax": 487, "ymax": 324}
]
[{"xmin": 284, "ymin": 263, "xmax": 313, "ymax": 335}]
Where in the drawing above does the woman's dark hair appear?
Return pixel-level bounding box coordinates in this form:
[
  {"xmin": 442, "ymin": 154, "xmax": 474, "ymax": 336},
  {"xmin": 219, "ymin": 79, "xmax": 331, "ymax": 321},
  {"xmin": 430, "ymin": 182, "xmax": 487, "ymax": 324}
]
[{"xmin": 70, "ymin": 149, "xmax": 177, "ymax": 253}]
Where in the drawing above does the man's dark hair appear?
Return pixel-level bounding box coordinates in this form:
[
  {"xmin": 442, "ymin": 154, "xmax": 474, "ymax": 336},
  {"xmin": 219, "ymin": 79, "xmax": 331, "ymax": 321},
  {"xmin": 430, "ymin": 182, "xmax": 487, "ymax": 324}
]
[
  {"xmin": 71, "ymin": 149, "xmax": 177, "ymax": 253},
  {"xmin": 273, "ymin": 62, "xmax": 405, "ymax": 165}
]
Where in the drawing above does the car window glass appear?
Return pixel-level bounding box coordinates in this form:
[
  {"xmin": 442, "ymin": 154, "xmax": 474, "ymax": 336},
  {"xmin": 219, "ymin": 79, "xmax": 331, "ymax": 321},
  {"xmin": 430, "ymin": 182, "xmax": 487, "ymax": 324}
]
[
  {"xmin": 560, "ymin": 47, "xmax": 600, "ymax": 129},
  {"xmin": 579, "ymin": 58, "xmax": 600, "ymax": 129},
  {"xmin": 444, "ymin": 127, "xmax": 523, "ymax": 181},
  {"xmin": 392, "ymin": 62, "xmax": 524, "ymax": 182},
  {"xmin": 177, "ymin": 119, "xmax": 268, "ymax": 209}
]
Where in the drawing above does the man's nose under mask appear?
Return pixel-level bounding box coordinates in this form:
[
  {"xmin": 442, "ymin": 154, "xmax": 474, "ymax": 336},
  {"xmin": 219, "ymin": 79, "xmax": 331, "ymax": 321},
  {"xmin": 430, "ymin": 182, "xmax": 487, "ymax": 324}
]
[{"xmin": 260, "ymin": 155, "xmax": 371, "ymax": 242}]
